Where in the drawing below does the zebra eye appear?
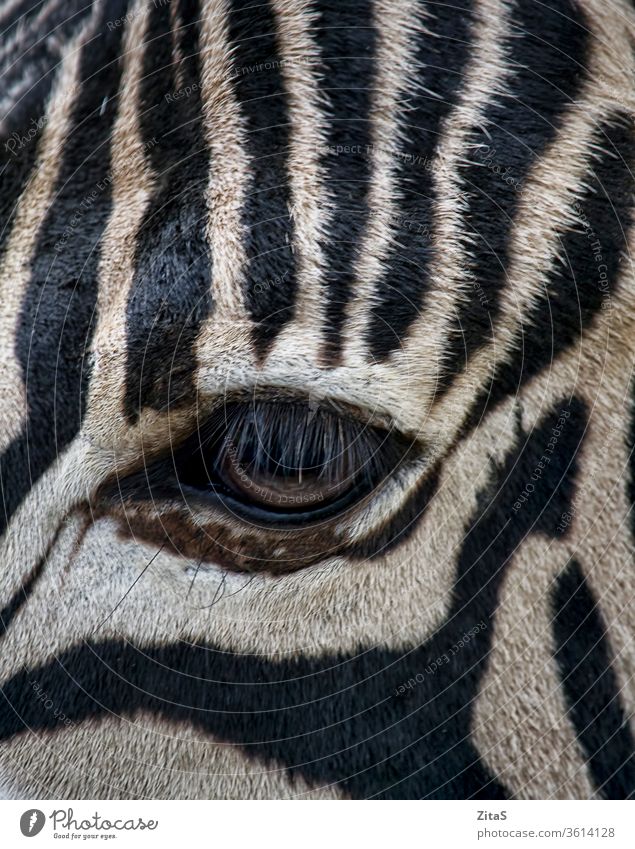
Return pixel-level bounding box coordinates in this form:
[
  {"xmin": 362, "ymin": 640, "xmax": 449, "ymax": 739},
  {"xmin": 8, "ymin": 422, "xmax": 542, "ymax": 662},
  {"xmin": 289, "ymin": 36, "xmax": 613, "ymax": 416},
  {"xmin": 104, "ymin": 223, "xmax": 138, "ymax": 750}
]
[{"xmin": 174, "ymin": 401, "xmax": 405, "ymax": 522}]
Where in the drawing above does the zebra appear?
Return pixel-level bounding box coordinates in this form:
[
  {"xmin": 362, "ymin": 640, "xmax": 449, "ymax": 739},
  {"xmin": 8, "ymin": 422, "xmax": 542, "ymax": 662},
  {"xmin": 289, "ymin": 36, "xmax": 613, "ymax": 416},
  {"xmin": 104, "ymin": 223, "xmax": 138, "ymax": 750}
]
[{"xmin": 0, "ymin": 0, "xmax": 634, "ymax": 800}]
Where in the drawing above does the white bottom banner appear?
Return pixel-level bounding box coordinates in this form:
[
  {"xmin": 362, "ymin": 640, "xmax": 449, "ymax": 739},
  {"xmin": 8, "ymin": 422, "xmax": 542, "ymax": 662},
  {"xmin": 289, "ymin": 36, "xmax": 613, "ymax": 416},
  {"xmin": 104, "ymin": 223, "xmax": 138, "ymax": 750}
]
[{"xmin": 0, "ymin": 800, "xmax": 632, "ymax": 849}]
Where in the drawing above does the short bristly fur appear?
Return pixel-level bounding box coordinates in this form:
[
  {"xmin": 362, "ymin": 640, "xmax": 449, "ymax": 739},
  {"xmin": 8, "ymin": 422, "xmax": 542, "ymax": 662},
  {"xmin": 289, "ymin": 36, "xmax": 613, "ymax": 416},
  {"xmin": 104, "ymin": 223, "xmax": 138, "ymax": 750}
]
[{"xmin": 0, "ymin": 0, "xmax": 634, "ymax": 800}]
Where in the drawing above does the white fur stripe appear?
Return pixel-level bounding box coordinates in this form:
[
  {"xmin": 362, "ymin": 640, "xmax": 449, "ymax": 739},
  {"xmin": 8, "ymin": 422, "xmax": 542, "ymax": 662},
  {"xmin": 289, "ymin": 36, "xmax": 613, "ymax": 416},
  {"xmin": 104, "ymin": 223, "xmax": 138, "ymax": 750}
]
[
  {"xmin": 369, "ymin": 0, "xmax": 511, "ymax": 435},
  {"xmin": 198, "ymin": 0, "xmax": 250, "ymax": 320},
  {"xmin": 340, "ymin": 0, "xmax": 418, "ymax": 363},
  {"xmin": 87, "ymin": 0, "xmax": 154, "ymax": 445},
  {"xmin": 510, "ymin": 266, "xmax": 635, "ymax": 740},
  {"xmin": 473, "ymin": 535, "xmax": 595, "ymax": 799},
  {"xmin": 192, "ymin": 0, "xmax": 257, "ymax": 389},
  {"xmin": 170, "ymin": 0, "xmax": 185, "ymax": 92},
  {"xmin": 266, "ymin": 0, "xmax": 329, "ymax": 361},
  {"xmin": 0, "ymin": 714, "xmax": 343, "ymax": 798}
]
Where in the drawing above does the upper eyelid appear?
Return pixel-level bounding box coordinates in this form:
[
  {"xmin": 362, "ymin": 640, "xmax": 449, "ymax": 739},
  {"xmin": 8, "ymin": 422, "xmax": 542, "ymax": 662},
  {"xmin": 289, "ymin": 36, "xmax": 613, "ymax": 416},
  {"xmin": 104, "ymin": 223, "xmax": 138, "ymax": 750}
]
[
  {"xmin": 88, "ymin": 394, "xmax": 424, "ymax": 503},
  {"xmin": 192, "ymin": 386, "xmax": 408, "ymax": 438}
]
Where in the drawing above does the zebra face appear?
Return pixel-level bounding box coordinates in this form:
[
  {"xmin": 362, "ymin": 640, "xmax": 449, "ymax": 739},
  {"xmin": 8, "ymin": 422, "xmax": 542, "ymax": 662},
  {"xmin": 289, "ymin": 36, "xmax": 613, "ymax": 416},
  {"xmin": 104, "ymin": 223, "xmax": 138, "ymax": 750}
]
[{"xmin": 0, "ymin": 0, "xmax": 634, "ymax": 800}]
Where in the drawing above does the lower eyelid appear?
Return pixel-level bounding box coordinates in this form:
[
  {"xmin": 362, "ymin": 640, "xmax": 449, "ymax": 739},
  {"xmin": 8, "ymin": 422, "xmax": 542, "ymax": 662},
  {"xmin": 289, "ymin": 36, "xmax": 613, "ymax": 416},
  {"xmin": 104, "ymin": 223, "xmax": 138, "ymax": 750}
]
[
  {"xmin": 180, "ymin": 480, "xmax": 376, "ymax": 527},
  {"xmin": 92, "ymin": 486, "xmax": 356, "ymax": 574},
  {"xmin": 92, "ymin": 449, "xmax": 430, "ymax": 574}
]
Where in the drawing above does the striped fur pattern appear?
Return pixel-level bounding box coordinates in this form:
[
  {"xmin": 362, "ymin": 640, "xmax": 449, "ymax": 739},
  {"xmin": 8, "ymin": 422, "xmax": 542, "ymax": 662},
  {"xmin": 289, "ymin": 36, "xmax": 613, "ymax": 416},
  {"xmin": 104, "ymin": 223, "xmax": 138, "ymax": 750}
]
[{"xmin": 0, "ymin": 0, "xmax": 634, "ymax": 799}]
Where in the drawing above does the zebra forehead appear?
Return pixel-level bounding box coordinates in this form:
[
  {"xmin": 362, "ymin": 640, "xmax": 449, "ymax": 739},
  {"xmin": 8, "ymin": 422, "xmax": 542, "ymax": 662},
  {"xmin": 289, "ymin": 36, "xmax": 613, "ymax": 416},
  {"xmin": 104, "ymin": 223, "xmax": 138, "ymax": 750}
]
[{"xmin": 5, "ymin": 2, "xmax": 632, "ymax": 422}]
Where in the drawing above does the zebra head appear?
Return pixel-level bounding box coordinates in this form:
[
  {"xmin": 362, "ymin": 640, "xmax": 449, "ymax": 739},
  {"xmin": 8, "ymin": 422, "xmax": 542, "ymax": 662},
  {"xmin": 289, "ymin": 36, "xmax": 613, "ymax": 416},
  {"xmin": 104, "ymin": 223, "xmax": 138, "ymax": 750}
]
[{"xmin": 0, "ymin": 0, "xmax": 634, "ymax": 799}]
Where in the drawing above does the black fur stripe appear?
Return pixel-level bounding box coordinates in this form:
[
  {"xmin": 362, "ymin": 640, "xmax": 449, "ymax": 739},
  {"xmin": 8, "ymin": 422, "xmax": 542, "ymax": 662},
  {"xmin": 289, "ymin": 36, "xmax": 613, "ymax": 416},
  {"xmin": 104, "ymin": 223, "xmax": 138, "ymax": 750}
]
[
  {"xmin": 468, "ymin": 112, "xmax": 635, "ymax": 420},
  {"xmin": 630, "ymin": 369, "xmax": 635, "ymax": 544},
  {"xmin": 552, "ymin": 560, "xmax": 635, "ymax": 799},
  {"xmin": 227, "ymin": 0, "xmax": 297, "ymax": 358},
  {"xmin": 0, "ymin": 0, "xmax": 96, "ymax": 256},
  {"xmin": 0, "ymin": 0, "xmax": 130, "ymax": 537},
  {"xmin": 437, "ymin": 0, "xmax": 590, "ymax": 393},
  {"xmin": 314, "ymin": 0, "xmax": 377, "ymax": 365},
  {"xmin": 123, "ymin": 0, "xmax": 212, "ymax": 421},
  {"xmin": 0, "ymin": 398, "xmax": 586, "ymax": 798},
  {"xmin": 0, "ymin": 0, "xmax": 97, "ymax": 138},
  {"xmin": 0, "ymin": 0, "xmax": 45, "ymax": 31},
  {"xmin": 0, "ymin": 123, "xmax": 41, "ymax": 260},
  {"xmin": 366, "ymin": 0, "xmax": 475, "ymax": 361}
]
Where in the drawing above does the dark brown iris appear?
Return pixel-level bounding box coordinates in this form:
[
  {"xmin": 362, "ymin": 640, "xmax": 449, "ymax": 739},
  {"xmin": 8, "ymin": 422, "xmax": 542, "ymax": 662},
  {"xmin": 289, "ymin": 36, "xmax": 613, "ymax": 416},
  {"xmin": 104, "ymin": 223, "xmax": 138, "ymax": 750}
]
[{"xmin": 218, "ymin": 441, "xmax": 353, "ymax": 511}]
